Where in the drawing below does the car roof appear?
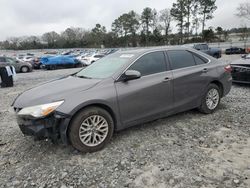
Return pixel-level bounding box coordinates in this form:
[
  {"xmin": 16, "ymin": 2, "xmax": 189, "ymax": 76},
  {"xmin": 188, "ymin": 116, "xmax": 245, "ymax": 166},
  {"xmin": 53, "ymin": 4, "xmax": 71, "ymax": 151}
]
[{"xmin": 115, "ymin": 46, "xmax": 194, "ymax": 56}]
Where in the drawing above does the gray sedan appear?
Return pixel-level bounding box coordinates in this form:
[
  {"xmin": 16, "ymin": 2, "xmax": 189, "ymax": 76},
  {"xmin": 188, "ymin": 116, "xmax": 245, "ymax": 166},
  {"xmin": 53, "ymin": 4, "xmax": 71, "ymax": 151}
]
[
  {"xmin": 0, "ymin": 56, "xmax": 33, "ymax": 73},
  {"xmin": 13, "ymin": 47, "xmax": 232, "ymax": 152}
]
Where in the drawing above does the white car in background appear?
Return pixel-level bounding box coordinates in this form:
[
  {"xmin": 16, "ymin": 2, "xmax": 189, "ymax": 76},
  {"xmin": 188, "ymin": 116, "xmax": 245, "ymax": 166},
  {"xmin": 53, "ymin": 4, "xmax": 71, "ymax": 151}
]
[
  {"xmin": 16, "ymin": 55, "xmax": 34, "ymax": 62},
  {"xmin": 76, "ymin": 54, "xmax": 91, "ymax": 66},
  {"xmin": 83, "ymin": 54, "xmax": 105, "ymax": 65}
]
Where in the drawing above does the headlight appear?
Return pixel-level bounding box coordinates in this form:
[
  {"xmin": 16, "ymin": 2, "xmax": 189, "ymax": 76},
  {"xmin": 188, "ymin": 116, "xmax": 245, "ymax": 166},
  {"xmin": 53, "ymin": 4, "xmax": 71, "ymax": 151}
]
[{"xmin": 18, "ymin": 101, "xmax": 64, "ymax": 118}]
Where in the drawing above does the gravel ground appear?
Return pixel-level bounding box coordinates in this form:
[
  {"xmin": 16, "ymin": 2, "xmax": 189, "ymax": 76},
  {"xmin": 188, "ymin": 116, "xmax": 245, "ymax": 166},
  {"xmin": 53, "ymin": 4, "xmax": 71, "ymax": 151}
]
[{"xmin": 0, "ymin": 55, "xmax": 250, "ymax": 188}]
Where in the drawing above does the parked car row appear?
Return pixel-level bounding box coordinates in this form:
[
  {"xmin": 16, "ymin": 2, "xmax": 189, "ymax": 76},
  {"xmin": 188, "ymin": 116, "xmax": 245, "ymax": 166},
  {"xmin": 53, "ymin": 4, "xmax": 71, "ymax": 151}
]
[{"xmin": 8, "ymin": 49, "xmax": 116, "ymax": 71}]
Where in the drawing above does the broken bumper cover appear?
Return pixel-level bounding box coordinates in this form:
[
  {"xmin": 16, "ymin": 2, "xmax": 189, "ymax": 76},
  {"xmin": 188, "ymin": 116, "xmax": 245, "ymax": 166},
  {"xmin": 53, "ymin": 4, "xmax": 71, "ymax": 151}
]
[{"xmin": 16, "ymin": 112, "xmax": 71, "ymax": 144}]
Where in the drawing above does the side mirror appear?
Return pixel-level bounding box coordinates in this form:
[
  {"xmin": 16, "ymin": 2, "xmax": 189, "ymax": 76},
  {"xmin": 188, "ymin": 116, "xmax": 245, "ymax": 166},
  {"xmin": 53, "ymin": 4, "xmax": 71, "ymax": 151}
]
[
  {"xmin": 16, "ymin": 60, "xmax": 19, "ymax": 63},
  {"xmin": 121, "ymin": 70, "xmax": 141, "ymax": 82}
]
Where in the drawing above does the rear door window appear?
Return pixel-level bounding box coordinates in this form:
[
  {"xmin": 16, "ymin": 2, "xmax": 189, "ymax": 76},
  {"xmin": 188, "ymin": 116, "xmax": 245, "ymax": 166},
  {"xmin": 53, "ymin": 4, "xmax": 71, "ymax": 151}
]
[
  {"xmin": 128, "ymin": 51, "xmax": 167, "ymax": 76},
  {"xmin": 167, "ymin": 50, "xmax": 196, "ymax": 70}
]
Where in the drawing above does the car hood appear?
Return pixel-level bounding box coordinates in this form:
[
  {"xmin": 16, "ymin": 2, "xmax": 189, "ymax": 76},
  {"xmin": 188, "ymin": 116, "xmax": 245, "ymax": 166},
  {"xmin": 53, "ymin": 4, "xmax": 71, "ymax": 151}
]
[{"xmin": 13, "ymin": 76, "xmax": 101, "ymax": 108}]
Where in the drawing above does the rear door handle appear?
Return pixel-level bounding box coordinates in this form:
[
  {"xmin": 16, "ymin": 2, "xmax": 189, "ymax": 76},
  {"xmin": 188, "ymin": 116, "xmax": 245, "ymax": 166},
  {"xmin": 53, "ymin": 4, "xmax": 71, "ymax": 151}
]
[
  {"xmin": 162, "ymin": 77, "xmax": 171, "ymax": 82},
  {"xmin": 202, "ymin": 68, "xmax": 208, "ymax": 73}
]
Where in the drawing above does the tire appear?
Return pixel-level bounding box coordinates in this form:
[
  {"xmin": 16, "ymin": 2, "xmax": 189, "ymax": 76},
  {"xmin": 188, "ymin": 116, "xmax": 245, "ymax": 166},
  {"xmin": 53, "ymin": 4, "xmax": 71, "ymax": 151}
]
[
  {"xmin": 214, "ymin": 53, "xmax": 220, "ymax": 58},
  {"xmin": 20, "ymin": 66, "xmax": 30, "ymax": 73},
  {"xmin": 74, "ymin": 63, "xmax": 83, "ymax": 68},
  {"xmin": 198, "ymin": 84, "xmax": 221, "ymax": 114},
  {"xmin": 68, "ymin": 107, "xmax": 114, "ymax": 152},
  {"xmin": 48, "ymin": 65, "xmax": 56, "ymax": 70}
]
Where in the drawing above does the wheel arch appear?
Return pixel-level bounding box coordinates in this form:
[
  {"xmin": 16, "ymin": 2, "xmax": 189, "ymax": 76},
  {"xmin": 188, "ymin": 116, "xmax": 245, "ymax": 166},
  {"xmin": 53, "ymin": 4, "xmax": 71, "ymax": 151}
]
[
  {"xmin": 210, "ymin": 80, "xmax": 224, "ymax": 96},
  {"xmin": 65, "ymin": 102, "xmax": 118, "ymax": 141}
]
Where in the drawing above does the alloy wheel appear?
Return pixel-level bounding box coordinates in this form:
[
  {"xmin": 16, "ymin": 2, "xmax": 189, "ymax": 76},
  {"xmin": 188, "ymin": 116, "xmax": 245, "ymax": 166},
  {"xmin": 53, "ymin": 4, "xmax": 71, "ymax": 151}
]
[
  {"xmin": 206, "ymin": 88, "xmax": 220, "ymax": 110},
  {"xmin": 79, "ymin": 115, "xmax": 109, "ymax": 147},
  {"xmin": 21, "ymin": 66, "xmax": 29, "ymax": 73}
]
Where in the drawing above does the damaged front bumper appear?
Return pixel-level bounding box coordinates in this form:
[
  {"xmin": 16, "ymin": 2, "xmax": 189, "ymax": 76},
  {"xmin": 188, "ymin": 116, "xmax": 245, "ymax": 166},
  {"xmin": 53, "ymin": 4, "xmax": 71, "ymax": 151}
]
[{"xmin": 16, "ymin": 112, "xmax": 71, "ymax": 144}]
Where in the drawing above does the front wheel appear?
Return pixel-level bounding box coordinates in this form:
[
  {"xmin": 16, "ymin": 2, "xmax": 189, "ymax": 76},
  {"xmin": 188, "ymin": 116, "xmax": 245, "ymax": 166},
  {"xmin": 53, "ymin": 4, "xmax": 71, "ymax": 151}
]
[
  {"xmin": 198, "ymin": 84, "xmax": 221, "ymax": 114},
  {"xmin": 74, "ymin": 63, "xmax": 83, "ymax": 68},
  {"xmin": 20, "ymin": 66, "xmax": 30, "ymax": 73},
  {"xmin": 214, "ymin": 53, "xmax": 220, "ymax": 58},
  {"xmin": 47, "ymin": 65, "xmax": 56, "ymax": 70},
  {"xmin": 69, "ymin": 107, "xmax": 114, "ymax": 152}
]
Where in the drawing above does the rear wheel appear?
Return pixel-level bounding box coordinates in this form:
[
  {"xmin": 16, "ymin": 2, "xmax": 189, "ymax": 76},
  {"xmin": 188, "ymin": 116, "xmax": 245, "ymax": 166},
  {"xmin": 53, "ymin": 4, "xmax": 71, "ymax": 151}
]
[
  {"xmin": 48, "ymin": 65, "xmax": 56, "ymax": 70},
  {"xmin": 74, "ymin": 63, "xmax": 83, "ymax": 68},
  {"xmin": 39, "ymin": 64, "xmax": 43, "ymax": 69},
  {"xmin": 198, "ymin": 84, "xmax": 221, "ymax": 114},
  {"xmin": 214, "ymin": 53, "xmax": 220, "ymax": 58},
  {"xmin": 69, "ymin": 107, "xmax": 114, "ymax": 152},
  {"xmin": 20, "ymin": 66, "xmax": 30, "ymax": 73}
]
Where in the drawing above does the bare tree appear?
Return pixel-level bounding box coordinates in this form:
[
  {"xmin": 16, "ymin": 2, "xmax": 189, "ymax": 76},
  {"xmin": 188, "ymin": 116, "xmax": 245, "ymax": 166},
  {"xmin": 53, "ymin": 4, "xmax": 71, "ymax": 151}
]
[
  {"xmin": 159, "ymin": 8, "xmax": 172, "ymax": 44},
  {"xmin": 236, "ymin": 2, "xmax": 250, "ymax": 20},
  {"xmin": 152, "ymin": 9, "xmax": 159, "ymax": 31},
  {"xmin": 42, "ymin": 31, "xmax": 60, "ymax": 47},
  {"xmin": 238, "ymin": 26, "xmax": 249, "ymax": 41},
  {"xmin": 198, "ymin": 0, "xmax": 217, "ymax": 33}
]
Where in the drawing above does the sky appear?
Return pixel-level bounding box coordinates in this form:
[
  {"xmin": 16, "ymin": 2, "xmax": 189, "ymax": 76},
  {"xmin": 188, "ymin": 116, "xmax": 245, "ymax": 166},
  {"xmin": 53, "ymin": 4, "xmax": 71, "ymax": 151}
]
[{"xmin": 0, "ymin": 0, "xmax": 249, "ymax": 41}]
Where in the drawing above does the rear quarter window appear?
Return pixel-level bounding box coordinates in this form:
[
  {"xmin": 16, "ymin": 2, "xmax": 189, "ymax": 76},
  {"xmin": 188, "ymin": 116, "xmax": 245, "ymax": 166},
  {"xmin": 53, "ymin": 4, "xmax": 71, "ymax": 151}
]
[{"xmin": 192, "ymin": 53, "xmax": 209, "ymax": 65}]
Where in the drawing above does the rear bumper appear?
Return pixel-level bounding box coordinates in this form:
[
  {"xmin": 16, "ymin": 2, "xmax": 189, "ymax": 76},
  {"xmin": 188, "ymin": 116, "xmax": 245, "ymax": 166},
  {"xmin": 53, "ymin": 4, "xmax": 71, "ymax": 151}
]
[{"xmin": 17, "ymin": 112, "xmax": 71, "ymax": 144}]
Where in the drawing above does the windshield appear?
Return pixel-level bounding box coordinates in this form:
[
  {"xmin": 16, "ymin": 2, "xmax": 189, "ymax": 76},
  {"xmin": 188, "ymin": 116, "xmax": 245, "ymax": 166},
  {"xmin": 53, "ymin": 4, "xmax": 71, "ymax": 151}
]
[{"xmin": 76, "ymin": 53, "xmax": 134, "ymax": 79}]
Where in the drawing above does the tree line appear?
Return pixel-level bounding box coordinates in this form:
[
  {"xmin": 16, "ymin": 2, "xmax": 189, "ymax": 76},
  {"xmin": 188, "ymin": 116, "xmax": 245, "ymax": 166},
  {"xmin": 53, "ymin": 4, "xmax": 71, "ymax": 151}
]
[{"xmin": 0, "ymin": 0, "xmax": 249, "ymax": 50}]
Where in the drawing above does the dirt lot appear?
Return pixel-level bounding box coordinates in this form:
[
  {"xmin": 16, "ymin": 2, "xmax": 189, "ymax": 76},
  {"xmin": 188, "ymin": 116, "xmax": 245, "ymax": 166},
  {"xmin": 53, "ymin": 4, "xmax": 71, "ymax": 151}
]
[{"xmin": 0, "ymin": 55, "xmax": 250, "ymax": 188}]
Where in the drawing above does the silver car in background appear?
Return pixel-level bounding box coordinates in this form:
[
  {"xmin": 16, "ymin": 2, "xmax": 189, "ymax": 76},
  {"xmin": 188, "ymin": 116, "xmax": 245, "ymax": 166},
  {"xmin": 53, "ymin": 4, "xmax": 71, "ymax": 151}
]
[
  {"xmin": 0, "ymin": 56, "xmax": 33, "ymax": 73},
  {"xmin": 13, "ymin": 47, "xmax": 232, "ymax": 152}
]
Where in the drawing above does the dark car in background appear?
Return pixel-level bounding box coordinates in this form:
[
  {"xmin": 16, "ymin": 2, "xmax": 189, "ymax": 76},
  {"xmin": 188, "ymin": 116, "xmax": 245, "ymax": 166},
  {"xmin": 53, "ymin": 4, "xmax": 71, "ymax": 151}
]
[
  {"xmin": 40, "ymin": 55, "xmax": 83, "ymax": 70},
  {"xmin": 0, "ymin": 56, "xmax": 33, "ymax": 73},
  {"xmin": 13, "ymin": 47, "xmax": 232, "ymax": 152},
  {"xmin": 184, "ymin": 43, "xmax": 222, "ymax": 58},
  {"xmin": 231, "ymin": 55, "xmax": 250, "ymax": 84},
  {"xmin": 30, "ymin": 57, "xmax": 42, "ymax": 69},
  {"xmin": 225, "ymin": 47, "xmax": 246, "ymax": 55}
]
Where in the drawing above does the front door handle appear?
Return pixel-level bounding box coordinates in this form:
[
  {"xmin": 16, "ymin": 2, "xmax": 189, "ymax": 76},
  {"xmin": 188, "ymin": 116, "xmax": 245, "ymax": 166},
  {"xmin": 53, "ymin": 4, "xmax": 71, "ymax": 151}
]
[{"xmin": 202, "ymin": 68, "xmax": 208, "ymax": 73}]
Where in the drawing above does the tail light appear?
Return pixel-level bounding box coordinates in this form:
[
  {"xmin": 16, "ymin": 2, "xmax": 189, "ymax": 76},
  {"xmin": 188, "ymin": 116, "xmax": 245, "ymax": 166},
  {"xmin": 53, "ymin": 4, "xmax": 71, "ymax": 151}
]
[{"xmin": 224, "ymin": 65, "xmax": 232, "ymax": 73}]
